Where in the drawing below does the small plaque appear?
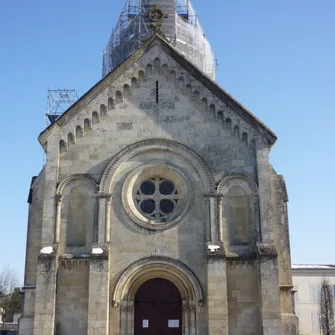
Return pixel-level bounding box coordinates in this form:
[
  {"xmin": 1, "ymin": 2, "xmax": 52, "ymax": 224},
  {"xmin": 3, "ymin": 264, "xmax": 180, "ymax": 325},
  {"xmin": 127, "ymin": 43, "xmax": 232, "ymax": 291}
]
[
  {"xmin": 143, "ymin": 320, "xmax": 149, "ymax": 328},
  {"xmin": 168, "ymin": 320, "xmax": 179, "ymax": 328}
]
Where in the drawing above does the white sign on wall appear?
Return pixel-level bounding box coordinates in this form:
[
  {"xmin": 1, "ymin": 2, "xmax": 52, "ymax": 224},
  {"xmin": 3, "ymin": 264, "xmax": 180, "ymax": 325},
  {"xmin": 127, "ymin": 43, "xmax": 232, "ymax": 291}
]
[
  {"xmin": 142, "ymin": 320, "xmax": 149, "ymax": 328},
  {"xmin": 168, "ymin": 320, "xmax": 180, "ymax": 328}
]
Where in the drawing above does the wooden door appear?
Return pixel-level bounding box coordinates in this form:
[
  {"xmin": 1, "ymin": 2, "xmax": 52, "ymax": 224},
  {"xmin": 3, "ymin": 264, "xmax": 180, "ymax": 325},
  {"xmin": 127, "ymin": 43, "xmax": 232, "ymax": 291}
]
[{"xmin": 134, "ymin": 278, "xmax": 182, "ymax": 335}]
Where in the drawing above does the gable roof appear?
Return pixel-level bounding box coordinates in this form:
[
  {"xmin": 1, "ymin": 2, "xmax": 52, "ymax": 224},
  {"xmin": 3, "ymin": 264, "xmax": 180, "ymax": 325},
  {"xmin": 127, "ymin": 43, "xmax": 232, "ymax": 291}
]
[{"xmin": 39, "ymin": 33, "xmax": 277, "ymax": 146}]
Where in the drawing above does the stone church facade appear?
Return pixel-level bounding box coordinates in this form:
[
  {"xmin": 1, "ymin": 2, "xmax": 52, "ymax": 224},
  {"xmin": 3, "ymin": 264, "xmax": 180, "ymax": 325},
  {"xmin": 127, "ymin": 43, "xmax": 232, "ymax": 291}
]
[{"xmin": 19, "ymin": 1, "xmax": 298, "ymax": 334}]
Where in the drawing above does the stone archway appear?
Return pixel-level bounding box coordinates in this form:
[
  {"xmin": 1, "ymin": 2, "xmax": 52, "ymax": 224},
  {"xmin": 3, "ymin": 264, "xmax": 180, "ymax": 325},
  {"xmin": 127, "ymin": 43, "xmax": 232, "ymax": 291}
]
[{"xmin": 112, "ymin": 256, "xmax": 204, "ymax": 335}]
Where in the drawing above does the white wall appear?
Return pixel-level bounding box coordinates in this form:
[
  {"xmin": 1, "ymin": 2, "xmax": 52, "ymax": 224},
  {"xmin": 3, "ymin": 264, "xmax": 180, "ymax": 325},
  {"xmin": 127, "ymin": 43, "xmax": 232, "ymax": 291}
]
[{"xmin": 292, "ymin": 267, "xmax": 335, "ymax": 335}]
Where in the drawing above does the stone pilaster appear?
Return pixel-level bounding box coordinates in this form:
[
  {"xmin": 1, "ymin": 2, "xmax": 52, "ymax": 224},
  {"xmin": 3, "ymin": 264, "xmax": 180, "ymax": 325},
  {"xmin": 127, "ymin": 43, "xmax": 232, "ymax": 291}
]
[
  {"xmin": 280, "ymin": 285, "xmax": 299, "ymax": 335},
  {"xmin": 18, "ymin": 286, "xmax": 36, "ymax": 335},
  {"xmin": 257, "ymin": 243, "xmax": 282, "ymax": 335},
  {"xmin": 41, "ymin": 136, "xmax": 59, "ymax": 246},
  {"xmin": 33, "ymin": 254, "xmax": 58, "ymax": 335},
  {"xmin": 88, "ymin": 252, "xmax": 109, "ymax": 335},
  {"xmin": 205, "ymin": 192, "xmax": 228, "ymax": 334},
  {"xmin": 255, "ymin": 136, "xmax": 274, "ymax": 243},
  {"xmin": 207, "ymin": 254, "xmax": 229, "ymax": 335}
]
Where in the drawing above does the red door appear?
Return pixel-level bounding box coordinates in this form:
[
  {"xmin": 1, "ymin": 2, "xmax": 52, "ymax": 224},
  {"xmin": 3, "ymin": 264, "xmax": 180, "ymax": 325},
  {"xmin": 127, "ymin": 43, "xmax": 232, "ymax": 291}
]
[{"xmin": 134, "ymin": 278, "xmax": 182, "ymax": 335}]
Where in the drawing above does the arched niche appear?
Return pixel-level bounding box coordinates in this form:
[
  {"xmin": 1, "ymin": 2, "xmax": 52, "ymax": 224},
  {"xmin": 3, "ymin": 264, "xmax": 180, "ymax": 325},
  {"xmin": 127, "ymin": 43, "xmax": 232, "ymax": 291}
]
[
  {"xmin": 112, "ymin": 256, "xmax": 204, "ymax": 335},
  {"xmin": 56, "ymin": 174, "xmax": 98, "ymax": 256},
  {"xmin": 108, "ymin": 98, "xmax": 114, "ymax": 111},
  {"xmin": 76, "ymin": 125, "xmax": 83, "ymax": 139},
  {"xmin": 217, "ymin": 174, "xmax": 260, "ymax": 247},
  {"xmin": 68, "ymin": 133, "xmax": 75, "ymax": 147},
  {"xmin": 138, "ymin": 70, "xmax": 145, "ymax": 83},
  {"xmin": 59, "ymin": 140, "xmax": 67, "ymax": 154},
  {"xmin": 100, "ymin": 104, "xmax": 107, "ymax": 117},
  {"xmin": 84, "ymin": 118, "xmax": 91, "ymax": 132},
  {"xmin": 92, "ymin": 111, "xmax": 99, "ymax": 125}
]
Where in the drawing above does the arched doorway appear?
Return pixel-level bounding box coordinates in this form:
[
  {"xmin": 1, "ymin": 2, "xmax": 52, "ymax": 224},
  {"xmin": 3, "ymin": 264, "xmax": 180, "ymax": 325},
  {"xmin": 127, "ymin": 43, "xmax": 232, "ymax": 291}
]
[
  {"xmin": 112, "ymin": 257, "xmax": 204, "ymax": 335},
  {"xmin": 134, "ymin": 278, "xmax": 182, "ymax": 335}
]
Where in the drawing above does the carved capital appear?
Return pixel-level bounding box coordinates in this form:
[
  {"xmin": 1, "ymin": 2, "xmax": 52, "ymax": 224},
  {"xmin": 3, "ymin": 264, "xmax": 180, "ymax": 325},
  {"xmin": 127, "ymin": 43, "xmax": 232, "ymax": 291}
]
[
  {"xmin": 198, "ymin": 299, "xmax": 205, "ymax": 307},
  {"xmin": 120, "ymin": 301, "xmax": 133, "ymax": 312},
  {"xmin": 98, "ymin": 193, "xmax": 112, "ymax": 200},
  {"xmin": 55, "ymin": 194, "xmax": 63, "ymax": 204}
]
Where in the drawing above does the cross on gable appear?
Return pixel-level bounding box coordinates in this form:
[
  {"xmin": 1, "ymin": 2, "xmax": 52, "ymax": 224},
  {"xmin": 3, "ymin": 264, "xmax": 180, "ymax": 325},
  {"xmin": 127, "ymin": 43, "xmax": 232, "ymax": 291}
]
[{"xmin": 146, "ymin": 4, "xmax": 168, "ymax": 30}]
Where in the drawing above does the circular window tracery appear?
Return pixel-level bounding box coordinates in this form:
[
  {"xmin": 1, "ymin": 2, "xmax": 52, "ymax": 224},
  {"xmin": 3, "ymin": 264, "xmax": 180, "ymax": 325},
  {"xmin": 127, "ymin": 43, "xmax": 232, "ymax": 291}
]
[
  {"xmin": 122, "ymin": 164, "xmax": 190, "ymax": 230},
  {"xmin": 135, "ymin": 178, "xmax": 180, "ymax": 222}
]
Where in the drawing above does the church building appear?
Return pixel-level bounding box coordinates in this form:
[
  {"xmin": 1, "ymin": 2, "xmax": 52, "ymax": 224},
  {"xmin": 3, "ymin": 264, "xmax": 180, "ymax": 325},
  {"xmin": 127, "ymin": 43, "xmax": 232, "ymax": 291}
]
[{"xmin": 19, "ymin": 1, "xmax": 298, "ymax": 334}]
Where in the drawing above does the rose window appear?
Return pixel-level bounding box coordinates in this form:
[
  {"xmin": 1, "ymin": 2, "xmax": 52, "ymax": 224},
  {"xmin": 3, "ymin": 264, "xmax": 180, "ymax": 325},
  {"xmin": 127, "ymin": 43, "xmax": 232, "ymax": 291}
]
[{"xmin": 135, "ymin": 178, "xmax": 180, "ymax": 222}]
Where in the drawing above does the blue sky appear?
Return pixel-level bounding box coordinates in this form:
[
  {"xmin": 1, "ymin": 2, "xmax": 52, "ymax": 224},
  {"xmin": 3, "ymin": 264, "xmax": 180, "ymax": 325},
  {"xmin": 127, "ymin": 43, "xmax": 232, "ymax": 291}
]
[{"xmin": 1, "ymin": 0, "xmax": 334, "ymax": 282}]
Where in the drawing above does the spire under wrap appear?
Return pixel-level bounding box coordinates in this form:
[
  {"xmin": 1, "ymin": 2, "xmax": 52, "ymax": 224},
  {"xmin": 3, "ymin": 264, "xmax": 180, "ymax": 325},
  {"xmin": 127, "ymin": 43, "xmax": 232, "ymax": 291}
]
[{"xmin": 102, "ymin": 0, "xmax": 217, "ymax": 79}]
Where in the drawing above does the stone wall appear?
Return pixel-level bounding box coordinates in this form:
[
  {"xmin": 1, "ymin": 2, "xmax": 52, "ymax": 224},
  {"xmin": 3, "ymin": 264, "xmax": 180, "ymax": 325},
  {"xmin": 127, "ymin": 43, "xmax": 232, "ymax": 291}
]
[
  {"xmin": 24, "ymin": 169, "xmax": 45, "ymax": 285},
  {"xmin": 55, "ymin": 43, "xmax": 256, "ymax": 184},
  {"xmin": 55, "ymin": 260, "xmax": 89, "ymax": 335},
  {"xmin": 21, "ymin": 38, "xmax": 297, "ymax": 335},
  {"xmin": 227, "ymin": 260, "xmax": 261, "ymax": 335}
]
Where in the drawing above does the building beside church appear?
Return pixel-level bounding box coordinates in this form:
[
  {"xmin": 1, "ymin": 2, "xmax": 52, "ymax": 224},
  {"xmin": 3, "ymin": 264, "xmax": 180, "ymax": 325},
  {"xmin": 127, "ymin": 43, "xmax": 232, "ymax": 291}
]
[
  {"xmin": 292, "ymin": 264, "xmax": 335, "ymax": 334},
  {"xmin": 19, "ymin": 1, "xmax": 298, "ymax": 334}
]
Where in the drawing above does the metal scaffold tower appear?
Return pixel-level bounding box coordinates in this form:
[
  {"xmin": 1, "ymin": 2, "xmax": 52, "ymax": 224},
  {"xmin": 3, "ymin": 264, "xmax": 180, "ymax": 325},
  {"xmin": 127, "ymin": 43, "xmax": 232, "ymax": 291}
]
[{"xmin": 45, "ymin": 89, "xmax": 78, "ymax": 126}]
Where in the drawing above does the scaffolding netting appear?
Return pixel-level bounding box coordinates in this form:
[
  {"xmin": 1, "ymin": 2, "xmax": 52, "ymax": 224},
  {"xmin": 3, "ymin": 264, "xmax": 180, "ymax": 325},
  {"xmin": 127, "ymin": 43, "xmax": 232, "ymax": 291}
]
[{"xmin": 102, "ymin": 0, "xmax": 217, "ymax": 79}]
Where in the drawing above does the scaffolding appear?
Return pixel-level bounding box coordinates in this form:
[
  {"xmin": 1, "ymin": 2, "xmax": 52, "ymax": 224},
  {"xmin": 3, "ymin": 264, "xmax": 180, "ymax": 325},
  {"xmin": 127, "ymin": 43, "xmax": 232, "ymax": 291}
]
[
  {"xmin": 46, "ymin": 89, "xmax": 78, "ymax": 125},
  {"xmin": 102, "ymin": 0, "xmax": 217, "ymax": 79}
]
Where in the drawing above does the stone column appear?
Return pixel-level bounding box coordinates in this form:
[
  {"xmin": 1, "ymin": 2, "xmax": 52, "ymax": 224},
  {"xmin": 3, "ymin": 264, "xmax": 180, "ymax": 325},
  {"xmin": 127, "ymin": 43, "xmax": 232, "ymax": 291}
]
[
  {"xmin": 182, "ymin": 301, "xmax": 190, "ymax": 335},
  {"xmin": 204, "ymin": 193, "xmax": 223, "ymax": 243},
  {"xmin": 189, "ymin": 302, "xmax": 197, "ymax": 335},
  {"xmin": 207, "ymin": 254, "xmax": 229, "ymax": 335},
  {"xmin": 105, "ymin": 195, "xmax": 112, "ymax": 243},
  {"xmin": 257, "ymin": 243, "xmax": 282, "ymax": 335},
  {"xmin": 255, "ymin": 136, "xmax": 274, "ymax": 243},
  {"xmin": 217, "ymin": 195, "xmax": 224, "ymax": 242},
  {"xmin": 88, "ymin": 253, "xmax": 110, "ymax": 335},
  {"xmin": 54, "ymin": 194, "xmax": 62, "ymax": 244},
  {"xmin": 33, "ymin": 255, "xmax": 58, "ymax": 335},
  {"xmin": 204, "ymin": 196, "xmax": 211, "ymax": 241},
  {"xmin": 97, "ymin": 194, "xmax": 111, "ymax": 244}
]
